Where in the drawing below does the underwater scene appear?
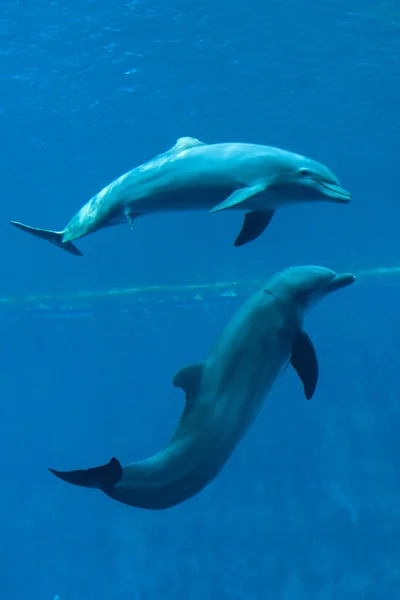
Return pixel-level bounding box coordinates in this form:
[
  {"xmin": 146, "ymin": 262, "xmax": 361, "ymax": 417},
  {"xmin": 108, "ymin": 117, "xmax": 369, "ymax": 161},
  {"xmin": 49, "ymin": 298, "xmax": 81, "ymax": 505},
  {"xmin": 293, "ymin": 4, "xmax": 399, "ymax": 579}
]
[{"xmin": 1, "ymin": 0, "xmax": 399, "ymax": 598}]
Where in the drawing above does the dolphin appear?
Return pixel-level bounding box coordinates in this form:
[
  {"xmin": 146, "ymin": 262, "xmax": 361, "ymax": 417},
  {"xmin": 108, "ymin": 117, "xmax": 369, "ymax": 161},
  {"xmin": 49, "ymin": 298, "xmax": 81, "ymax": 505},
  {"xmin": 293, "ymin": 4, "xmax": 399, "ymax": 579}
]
[
  {"xmin": 49, "ymin": 265, "xmax": 355, "ymax": 509},
  {"xmin": 11, "ymin": 138, "xmax": 351, "ymax": 256}
]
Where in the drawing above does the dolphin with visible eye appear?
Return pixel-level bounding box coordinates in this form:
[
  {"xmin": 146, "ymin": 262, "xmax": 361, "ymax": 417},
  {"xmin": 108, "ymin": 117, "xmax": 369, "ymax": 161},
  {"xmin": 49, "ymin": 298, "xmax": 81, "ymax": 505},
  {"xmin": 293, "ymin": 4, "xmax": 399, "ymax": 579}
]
[
  {"xmin": 48, "ymin": 265, "xmax": 355, "ymax": 510},
  {"xmin": 11, "ymin": 137, "xmax": 351, "ymax": 256}
]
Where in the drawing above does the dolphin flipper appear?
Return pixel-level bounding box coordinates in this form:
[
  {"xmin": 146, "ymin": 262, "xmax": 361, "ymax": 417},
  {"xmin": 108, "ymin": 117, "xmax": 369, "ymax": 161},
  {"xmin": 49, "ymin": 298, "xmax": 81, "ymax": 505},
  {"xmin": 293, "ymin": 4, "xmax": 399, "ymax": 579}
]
[
  {"xmin": 290, "ymin": 330, "xmax": 319, "ymax": 400},
  {"xmin": 10, "ymin": 221, "xmax": 82, "ymax": 256},
  {"xmin": 49, "ymin": 457, "xmax": 122, "ymax": 491},
  {"xmin": 234, "ymin": 210, "xmax": 275, "ymax": 246},
  {"xmin": 209, "ymin": 182, "xmax": 267, "ymax": 213}
]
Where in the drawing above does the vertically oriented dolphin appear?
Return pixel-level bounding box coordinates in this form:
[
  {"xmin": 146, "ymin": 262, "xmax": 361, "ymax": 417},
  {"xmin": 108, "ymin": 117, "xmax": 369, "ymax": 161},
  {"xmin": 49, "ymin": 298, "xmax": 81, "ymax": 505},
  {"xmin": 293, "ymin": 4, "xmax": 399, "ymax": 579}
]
[
  {"xmin": 49, "ymin": 265, "xmax": 355, "ymax": 509},
  {"xmin": 11, "ymin": 138, "xmax": 351, "ymax": 256}
]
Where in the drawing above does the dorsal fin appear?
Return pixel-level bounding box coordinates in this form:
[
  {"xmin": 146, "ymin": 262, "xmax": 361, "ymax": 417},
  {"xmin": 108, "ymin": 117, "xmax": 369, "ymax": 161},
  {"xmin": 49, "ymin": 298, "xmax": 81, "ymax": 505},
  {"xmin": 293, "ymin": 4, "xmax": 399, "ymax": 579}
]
[
  {"xmin": 173, "ymin": 362, "xmax": 204, "ymax": 402},
  {"xmin": 172, "ymin": 362, "xmax": 205, "ymax": 430},
  {"xmin": 170, "ymin": 137, "xmax": 206, "ymax": 153}
]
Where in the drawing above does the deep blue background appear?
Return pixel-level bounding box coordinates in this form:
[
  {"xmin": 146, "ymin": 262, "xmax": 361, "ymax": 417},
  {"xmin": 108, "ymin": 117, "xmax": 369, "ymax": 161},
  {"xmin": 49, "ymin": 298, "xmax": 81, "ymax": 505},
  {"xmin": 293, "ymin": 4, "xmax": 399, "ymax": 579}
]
[{"xmin": 1, "ymin": 0, "xmax": 399, "ymax": 598}]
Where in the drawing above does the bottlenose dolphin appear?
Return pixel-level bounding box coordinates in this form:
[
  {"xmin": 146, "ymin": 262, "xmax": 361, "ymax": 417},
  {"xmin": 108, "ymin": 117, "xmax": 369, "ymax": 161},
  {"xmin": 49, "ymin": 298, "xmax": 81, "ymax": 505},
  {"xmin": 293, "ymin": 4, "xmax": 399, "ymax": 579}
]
[
  {"xmin": 49, "ymin": 265, "xmax": 355, "ymax": 509},
  {"xmin": 11, "ymin": 138, "xmax": 351, "ymax": 256}
]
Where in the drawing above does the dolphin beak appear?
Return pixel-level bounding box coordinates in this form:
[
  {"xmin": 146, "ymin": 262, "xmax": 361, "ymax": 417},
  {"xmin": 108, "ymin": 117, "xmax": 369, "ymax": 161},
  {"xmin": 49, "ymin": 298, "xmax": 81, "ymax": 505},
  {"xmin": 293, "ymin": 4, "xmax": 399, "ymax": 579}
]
[
  {"xmin": 327, "ymin": 273, "xmax": 356, "ymax": 293},
  {"xmin": 313, "ymin": 180, "xmax": 352, "ymax": 203}
]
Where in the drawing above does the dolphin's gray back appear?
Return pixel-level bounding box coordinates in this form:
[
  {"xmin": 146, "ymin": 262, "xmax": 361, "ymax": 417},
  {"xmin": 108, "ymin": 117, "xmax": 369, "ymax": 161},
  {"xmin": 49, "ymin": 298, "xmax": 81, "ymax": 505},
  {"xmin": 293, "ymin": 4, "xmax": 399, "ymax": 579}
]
[{"xmin": 130, "ymin": 142, "xmax": 296, "ymax": 199}]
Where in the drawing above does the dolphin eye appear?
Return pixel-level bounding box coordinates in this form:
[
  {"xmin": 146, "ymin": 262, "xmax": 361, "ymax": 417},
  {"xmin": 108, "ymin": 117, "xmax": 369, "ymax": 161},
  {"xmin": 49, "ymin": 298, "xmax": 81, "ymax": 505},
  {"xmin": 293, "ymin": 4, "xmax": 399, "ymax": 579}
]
[{"xmin": 299, "ymin": 168, "xmax": 311, "ymax": 177}]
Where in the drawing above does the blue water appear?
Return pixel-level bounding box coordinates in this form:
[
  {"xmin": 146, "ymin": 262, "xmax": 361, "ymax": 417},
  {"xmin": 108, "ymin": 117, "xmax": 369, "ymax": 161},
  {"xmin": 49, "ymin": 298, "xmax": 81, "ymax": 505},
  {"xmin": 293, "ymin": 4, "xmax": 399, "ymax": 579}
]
[{"xmin": 1, "ymin": 0, "xmax": 399, "ymax": 598}]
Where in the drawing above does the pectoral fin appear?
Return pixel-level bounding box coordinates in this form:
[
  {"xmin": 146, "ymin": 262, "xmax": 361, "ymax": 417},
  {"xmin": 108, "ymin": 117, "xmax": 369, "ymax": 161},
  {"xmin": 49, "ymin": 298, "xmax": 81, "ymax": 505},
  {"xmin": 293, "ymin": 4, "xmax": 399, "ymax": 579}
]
[
  {"xmin": 290, "ymin": 330, "xmax": 319, "ymax": 400},
  {"xmin": 210, "ymin": 182, "xmax": 267, "ymax": 213},
  {"xmin": 234, "ymin": 210, "xmax": 275, "ymax": 246}
]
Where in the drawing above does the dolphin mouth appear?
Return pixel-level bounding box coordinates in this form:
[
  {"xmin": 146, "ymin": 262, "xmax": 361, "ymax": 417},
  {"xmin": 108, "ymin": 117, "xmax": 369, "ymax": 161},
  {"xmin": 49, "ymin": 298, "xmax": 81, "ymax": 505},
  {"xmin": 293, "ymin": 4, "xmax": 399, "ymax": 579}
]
[
  {"xmin": 327, "ymin": 273, "xmax": 356, "ymax": 292},
  {"xmin": 312, "ymin": 179, "xmax": 352, "ymax": 203}
]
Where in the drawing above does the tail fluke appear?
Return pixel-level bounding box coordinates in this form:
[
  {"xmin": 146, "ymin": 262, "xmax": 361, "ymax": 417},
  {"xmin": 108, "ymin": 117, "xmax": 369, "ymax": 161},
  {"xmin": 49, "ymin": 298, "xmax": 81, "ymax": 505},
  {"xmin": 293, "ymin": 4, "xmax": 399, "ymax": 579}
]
[
  {"xmin": 49, "ymin": 457, "xmax": 122, "ymax": 491},
  {"xmin": 10, "ymin": 221, "xmax": 82, "ymax": 256}
]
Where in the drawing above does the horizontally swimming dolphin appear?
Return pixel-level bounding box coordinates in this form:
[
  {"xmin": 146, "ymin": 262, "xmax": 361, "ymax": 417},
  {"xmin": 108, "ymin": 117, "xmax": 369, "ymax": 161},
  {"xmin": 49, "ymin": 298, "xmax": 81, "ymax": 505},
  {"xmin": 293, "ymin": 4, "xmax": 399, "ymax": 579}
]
[
  {"xmin": 49, "ymin": 265, "xmax": 355, "ymax": 509},
  {"xmin": 11, "ymin": 137, "xmax": 351, "ymax": 256}
]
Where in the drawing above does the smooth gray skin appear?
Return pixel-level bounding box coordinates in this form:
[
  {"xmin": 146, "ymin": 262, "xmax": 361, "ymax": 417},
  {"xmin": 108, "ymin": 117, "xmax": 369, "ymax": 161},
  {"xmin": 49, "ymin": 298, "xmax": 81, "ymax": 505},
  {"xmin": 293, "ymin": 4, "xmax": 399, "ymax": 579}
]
[
  {"xmin": 49, "ymin": 265, "xmax": 355, "ymax": 510},
  {"xmin": 11, "ymin": 137, "xmax": 351, "ymax": 255}
]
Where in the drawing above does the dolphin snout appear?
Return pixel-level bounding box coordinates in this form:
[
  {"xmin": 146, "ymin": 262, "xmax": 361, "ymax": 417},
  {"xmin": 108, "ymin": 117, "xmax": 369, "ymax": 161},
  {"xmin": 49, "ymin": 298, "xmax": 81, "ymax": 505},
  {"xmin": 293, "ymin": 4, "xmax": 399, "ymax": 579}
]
[
  {"xmin": 334, "ymin": 188, "xmax": 352, "ymax": 204},
  {"xmin": 319, "ymin": 181, "xmax": 352, "ymax": 203},
  {"xmin": 310, "ymin": 177, "xmax": 351, "ymax": 203},
  {"xmin": 328, "ymin": 273, "xmax": 356, "ymax": 292},
  {"xmin": 322, "ymin": 183, "xmax": 351, "ymax": 204}
]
